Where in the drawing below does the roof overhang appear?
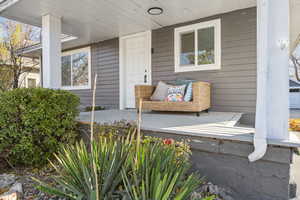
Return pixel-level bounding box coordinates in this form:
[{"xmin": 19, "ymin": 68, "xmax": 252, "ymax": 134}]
[
  {"xmin": 15, "ymin": 35, "xmax": 78, "ymax": 58},
  {"xmin": 0, "ymin": 0, "xmax": 257, "ymax": 52},
  {"xmin": 0, "ymin": 0, "xmax": 20, "ymax": 12}
]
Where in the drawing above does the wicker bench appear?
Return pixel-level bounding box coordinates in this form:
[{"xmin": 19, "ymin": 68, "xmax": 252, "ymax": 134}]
[{"xmin": 135, "ymin": 81, "xmax": 211, "ymax": 116}]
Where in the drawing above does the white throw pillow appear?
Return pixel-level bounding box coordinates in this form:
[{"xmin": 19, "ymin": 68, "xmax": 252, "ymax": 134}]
[{"xmin": 150, "ymin": 81, "xmax": 170, "ymax": 101}]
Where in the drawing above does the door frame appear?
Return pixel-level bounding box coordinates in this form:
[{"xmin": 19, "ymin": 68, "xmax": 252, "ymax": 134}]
[{"xmin": 119, "ymin": 30, "xmax": 152, "ymax": 110}]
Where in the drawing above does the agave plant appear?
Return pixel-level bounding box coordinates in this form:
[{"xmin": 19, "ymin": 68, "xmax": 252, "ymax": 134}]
[
  {"xmin": 34, "ymin": 136, "xmax": 132, "ymax": 200},
  {"xmin": 122, "ymin": 142, "xmax": 201, "ymax": 200}
]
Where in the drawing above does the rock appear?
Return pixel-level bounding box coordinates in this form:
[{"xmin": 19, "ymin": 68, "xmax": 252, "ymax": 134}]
[
  {"xmin": 0, "ymin": 182, "xmax": 22, "ymax": 200},
  {"xmin": 0, "ymin": 174, "xmax": 22, "ymax": 200},
  {"xmin": 191, "ymin": 192, "xmax": 203, "ymax": 199},
  {"xmin": 0, "ymin": 174, "xmax": 16, "ymax": 189},
  {"xmin": 192, "ymin": 182, "xmax": 235, "ymax": 200},
  {"xmin": 0, "ymin": 192, "xmax": 20, "ymax": 200},
  {"xmin": 8, "ymin": 183, "xmax": 22, "ymax": 194}
]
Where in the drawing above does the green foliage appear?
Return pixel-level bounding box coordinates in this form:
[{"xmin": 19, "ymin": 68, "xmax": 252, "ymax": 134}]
[
  {"xmin": 198, "ymin": 196, "xmax": 217, "ymax": 200},
  {"xmin": 85, "ymin": 105, "xmax": 105, "ymax": 112},
  {"xmin": 122, "ymin": 142, "xmax": 201, "ymax": 200},
  {"xmin": 35, "ymin": 136, "xmax": 132, "ymax": 200},
  {"xmin": 35, "ymin": 126, "xmax": 201, "ymax": 199},
  {"xmin": 93, "ymin": 122, "xmax": 192, "ymax": 160},
  {"xmin": 0, "ymin": 88, "xmax": 80, "ymax": 166}
]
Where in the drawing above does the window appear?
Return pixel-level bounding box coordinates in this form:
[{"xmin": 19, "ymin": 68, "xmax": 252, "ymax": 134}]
[
  {"xmin": 174, "ymin": 19, "xmax": 221, "ymax": 72},
  {"xmin": 27, "ymin": 78, "xmax": 37, "ymax": 88},
  {"xmin": 61, "ymin": 47, "xmax": 91, "ymax": 90}
]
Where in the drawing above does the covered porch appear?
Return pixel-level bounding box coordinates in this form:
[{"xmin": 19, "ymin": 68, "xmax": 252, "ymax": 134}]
[
  {"xmin": 0, "ymin": 0, "xmax": 293, "ymax": 143},
  {"xmin": 1, "ymin": 0, "xmax": 300, "ymax": 199}
]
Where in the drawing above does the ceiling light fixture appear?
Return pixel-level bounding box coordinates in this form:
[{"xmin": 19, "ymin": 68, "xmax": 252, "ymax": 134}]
[{"xmin": 147, "ymin": 7, "xmax": 163, "ymax": 15}]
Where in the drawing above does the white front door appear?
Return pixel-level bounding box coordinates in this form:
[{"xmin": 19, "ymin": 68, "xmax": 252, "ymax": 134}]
[{"xmin": 120, "ymin": 31, "xmax": 151, "ymax": 109}]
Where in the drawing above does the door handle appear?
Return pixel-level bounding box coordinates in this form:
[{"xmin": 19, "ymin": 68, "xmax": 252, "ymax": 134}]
[{"xmin": 144, "ymin": 69, "xmax": 147, "ymax": 83}]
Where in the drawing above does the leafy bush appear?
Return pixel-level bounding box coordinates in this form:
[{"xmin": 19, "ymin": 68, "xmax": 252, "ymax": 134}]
[
  {"xmin": 84, "ymin": 105, "xmax": 105, "ymax": 112},
  {"xmin": 0, "ymin": 88, "xmax": 80, "ymax": 166},
  {"xmin": 289, "ymin": 119, "xmax": 300, "ymax": 131}
]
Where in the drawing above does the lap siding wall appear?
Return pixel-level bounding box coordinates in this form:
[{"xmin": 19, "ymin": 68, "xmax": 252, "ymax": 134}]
[
  {"xmin": 70, "ymin": 38, "xmax": 120, "ymax": 109},
  {"xmin": 151, "ymin": 7, "xmax": 257, "ymax": 125}
]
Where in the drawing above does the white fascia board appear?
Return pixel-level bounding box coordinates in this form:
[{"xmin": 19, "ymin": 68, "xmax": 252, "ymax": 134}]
[
  {"xmin": 0, "ymin": 0, "xmax": 20, "ymax": 12},
  {"xmin": 16, "ymin": 36, "xmax": 78, "ymax": 56}
]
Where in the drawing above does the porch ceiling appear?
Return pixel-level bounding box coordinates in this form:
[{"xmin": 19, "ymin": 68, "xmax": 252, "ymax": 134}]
[{"xmin": 0, "ymin": 0, "xmax": 256, "ymax": 49}]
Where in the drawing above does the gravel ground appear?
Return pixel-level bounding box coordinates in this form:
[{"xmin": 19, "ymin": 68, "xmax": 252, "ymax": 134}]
[
  {"xmin": 1, "ymin": 166, "xmax": 64, "ymax": 200},
  {"xmin": 1, "ymin": 164, "xmax": 233, "ymax": 200}
]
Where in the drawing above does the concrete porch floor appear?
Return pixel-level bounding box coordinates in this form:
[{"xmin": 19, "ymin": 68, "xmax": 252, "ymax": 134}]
[
  {"xmin": 78, "ymin": 109, "xmax": 244, "ymax": 127},
  {"xmin": 78, "ymin": 110, "xmax": 254, "ymax": 139},
  {"xmin": 78, "ymin": 110, "xmax": 300, "ymax": 147}
]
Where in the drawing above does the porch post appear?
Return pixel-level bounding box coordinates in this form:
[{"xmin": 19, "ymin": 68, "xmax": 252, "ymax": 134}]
[
  {"xmin": 265, "ymin": 0, "xmax": 290, "ymax": 139},
  {"xmin": 42, "ymin": 14, "xmax": 61, "ymax": 89},
  {"xmin": 250, "ymin": 0, "xmax": 290, "ymax": 161}
]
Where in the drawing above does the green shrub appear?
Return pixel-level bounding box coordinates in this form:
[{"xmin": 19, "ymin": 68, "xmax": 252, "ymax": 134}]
[
  {"xmin": 122, "ymin": 141, "xmax": 200, "ymax": 200},
  {"xmin": 35, "ymin": 137, "xmax": 132, "ymax": 200},
  {"xmin": 0, "ymin": 88, "xmax": 80, "ymax": 167},
  {"xmin": 84, "ymin": 105, "xmax": 105, "ymax": 112},
  {"xmin": 35, "ymin": 129, "xmax": 201, "ymax": 200},
  {"xmin": 92, "ymin": 122, "xmax": 192, "ymax": 159}
]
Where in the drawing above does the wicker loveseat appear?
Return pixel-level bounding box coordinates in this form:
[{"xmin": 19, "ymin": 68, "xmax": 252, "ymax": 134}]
[{"xmin": 135, "ymin": 81, "xmax": 211, "ymax": 116}]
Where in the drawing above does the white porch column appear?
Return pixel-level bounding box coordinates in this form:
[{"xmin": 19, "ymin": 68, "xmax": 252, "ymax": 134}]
[
  {"xmin": 249, "ymin": 0, "xmax": 290, "ymax": 162},
  {"xmin": 42, "ymin": 14, "xmax": 61, "ymax": 89},
  {"xmin": 266, "ymin": 0, "xmax": 290, "ymax": 139}
]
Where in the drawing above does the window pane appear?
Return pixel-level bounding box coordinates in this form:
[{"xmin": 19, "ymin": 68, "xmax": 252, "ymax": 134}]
[
  {"xmin": 180, "ymin": 32, "xmax": 195, "ymax": 66},
  {"xmin": 27, "ymin": 78, "xmax": 36, "ymax": 88},
  {"xmin": 198, "ymin": 27, "xmax": 215, "ymax": 65},
  {"xmin": 62, "ymin": 55, "xmax": 71, "ymax": 86},
  {"xmin": 72, "ymin": 52, "xmax": 89, "ymax": 86}
]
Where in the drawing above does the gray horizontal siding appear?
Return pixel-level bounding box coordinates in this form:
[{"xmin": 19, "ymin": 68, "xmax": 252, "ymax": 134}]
[
  {"xmin": 70, "ymin": 8, "xmax": 257, "ymax": 125},
  {"xmin": 151, "ymin": 7, "xmax": 257, "ymax": 125},
  {"xmin": 70, "ymin": 38, "xmax": 119, "ymax": 109}
]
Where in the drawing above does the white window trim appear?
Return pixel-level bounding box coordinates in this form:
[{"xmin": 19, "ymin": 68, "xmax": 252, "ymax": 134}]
[
  {"xmin": 26, "ymin": 77, "xmax": 37, "ymax": 88},
  {"xmin": 25, "ymin": 73, "xmax": 40, "ymax": 88},
  {"xmin": 174, "ymin": 19, "xmax": 221, "ymax": 73},
  {"xmin": 61, "ymin": 46, "xmax": 92, "ymax": 90}
]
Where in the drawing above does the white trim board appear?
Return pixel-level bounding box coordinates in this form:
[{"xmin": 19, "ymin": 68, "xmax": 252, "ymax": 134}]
[
  {"xmin": 61, "ymin": 46, "xmax": 92, "ymax": 90},
  {"xmin": 119, "ymin": 31, "xmax": 152, "ymax": 110},
  {"xmin": 174, "ymin": 19, "xmax": 221, "ymax": 73}
]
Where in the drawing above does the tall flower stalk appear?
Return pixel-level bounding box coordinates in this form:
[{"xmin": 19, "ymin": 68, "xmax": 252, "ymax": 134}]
[
  {"xmin": 136, "ymin": 98, "xmax": 143, "ymax": 162},
  {"xmin": 90, "ymin": 74, "xmax": 99, "ymax": 200}
]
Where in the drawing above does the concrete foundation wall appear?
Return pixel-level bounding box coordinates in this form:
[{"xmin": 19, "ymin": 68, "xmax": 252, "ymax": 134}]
[
  {"xmin": 145, "ymin": 131, "xmax": 295, "ymax": 200},
  {"xmin": 192, "ymin": 150, "xmax": 290, "ymax": 200}
]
